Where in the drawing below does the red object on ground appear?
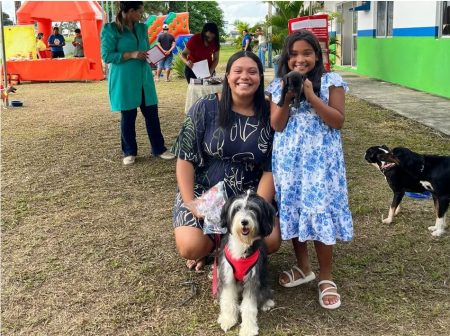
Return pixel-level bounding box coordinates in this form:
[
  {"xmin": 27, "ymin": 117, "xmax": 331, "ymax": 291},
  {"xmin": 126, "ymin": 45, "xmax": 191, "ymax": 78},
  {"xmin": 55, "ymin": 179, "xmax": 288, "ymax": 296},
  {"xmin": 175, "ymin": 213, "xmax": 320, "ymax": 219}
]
[
  {"xmin": 288, "ymin": 14, "xmax": 330, "ymax": 71},
  {"xmin": 12, "ymin": 1, "xmax": 104, "ymax": 81}
]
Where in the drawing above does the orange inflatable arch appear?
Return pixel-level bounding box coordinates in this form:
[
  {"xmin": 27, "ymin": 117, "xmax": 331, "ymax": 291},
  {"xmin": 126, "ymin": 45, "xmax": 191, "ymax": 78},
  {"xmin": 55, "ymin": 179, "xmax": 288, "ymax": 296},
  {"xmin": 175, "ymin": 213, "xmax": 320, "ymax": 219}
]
[{"xmin": 9, "ymin": 1, "xmax": 104, "ymax": 81}]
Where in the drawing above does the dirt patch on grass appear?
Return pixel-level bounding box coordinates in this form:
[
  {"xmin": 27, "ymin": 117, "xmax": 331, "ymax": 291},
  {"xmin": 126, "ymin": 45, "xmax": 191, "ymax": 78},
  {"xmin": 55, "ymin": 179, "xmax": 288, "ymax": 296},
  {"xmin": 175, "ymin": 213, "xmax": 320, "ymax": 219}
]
[{"xmin": 2, "ymin": 80, "xmax": 449, "ymax": 335}]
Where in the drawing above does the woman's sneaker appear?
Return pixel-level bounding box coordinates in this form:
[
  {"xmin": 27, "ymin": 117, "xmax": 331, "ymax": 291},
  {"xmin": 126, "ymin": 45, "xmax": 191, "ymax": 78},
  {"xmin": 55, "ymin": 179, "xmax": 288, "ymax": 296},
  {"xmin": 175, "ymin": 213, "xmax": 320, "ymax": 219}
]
[
  {"xmin": 123, "ymin": 155, "xmax": 136, "ymax": 165},
  {"xmin": 159, "ymin": 150, "xmax": 175, "ymax": 160}
]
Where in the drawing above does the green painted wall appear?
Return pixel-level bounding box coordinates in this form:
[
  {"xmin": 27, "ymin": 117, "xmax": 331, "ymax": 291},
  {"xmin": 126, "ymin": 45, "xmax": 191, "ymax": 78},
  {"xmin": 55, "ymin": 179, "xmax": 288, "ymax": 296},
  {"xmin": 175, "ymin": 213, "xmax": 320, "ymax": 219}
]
[{"xmin": 356, "ymin": 37, "xmax": 450, "ymax": 98}]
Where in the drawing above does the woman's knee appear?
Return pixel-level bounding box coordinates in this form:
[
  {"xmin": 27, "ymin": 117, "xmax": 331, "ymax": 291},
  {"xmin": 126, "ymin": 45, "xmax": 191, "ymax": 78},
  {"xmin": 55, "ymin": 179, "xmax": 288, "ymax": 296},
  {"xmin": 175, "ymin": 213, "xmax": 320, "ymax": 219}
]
[{"xmin": 174, "ymin": 227, "xmax": 212, "ymax": 259}]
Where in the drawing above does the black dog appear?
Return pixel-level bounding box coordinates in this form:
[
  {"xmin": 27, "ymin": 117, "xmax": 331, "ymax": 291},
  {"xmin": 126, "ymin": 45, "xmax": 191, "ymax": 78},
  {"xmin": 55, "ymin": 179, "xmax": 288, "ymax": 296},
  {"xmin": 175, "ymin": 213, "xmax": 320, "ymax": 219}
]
[
  {"xmin": 365, "ymin": 145, "xmax": 450, "ymax": 236},
  {"xmin": 217, "ymin": 191, "xmax": 275, "ymax": 336},
  {"xmin": 277, "ymin": 71, "xmax": 304, "ymax": 108}
]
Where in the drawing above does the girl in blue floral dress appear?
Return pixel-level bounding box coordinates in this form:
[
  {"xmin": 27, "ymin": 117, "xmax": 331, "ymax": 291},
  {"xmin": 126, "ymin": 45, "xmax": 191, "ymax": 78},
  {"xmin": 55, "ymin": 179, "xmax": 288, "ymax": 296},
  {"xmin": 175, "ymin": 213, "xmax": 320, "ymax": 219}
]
[{"xmin": 266, "ymin": 30, "xmax": 353, "ymax": 309}]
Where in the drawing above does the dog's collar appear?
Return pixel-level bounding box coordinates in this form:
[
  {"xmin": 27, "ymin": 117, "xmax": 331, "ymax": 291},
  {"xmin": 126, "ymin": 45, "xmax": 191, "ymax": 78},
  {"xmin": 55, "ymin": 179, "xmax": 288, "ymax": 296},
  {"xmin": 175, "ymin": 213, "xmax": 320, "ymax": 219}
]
[
  {"xmin": 381, "ymin": 162, "xmax": 396, "ymax": 172},
  {"xmin": 224, "ymin": 244, "xmax": 260, "ymax": 282}
]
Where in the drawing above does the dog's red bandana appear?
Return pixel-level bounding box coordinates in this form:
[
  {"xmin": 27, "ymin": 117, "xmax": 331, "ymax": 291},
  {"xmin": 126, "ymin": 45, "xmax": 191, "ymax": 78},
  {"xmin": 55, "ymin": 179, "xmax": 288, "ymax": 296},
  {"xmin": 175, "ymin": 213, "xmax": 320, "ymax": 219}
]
[{"xmin": 224, "ymin": 244, "xmax": 260, "ymax": 282}]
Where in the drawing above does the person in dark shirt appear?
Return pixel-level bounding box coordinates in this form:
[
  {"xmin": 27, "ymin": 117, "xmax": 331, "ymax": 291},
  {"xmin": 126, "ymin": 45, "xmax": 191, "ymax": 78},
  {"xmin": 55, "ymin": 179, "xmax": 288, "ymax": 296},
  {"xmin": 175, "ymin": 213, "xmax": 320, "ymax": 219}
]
[
  {"xmin": 48, "ymin": 26, "xmax": 66, "ymax": 58},
  {"xmin": 155, "ymin": 24, "xmax": 176, "ymax": 82},
  {"xmin": 241, "ymin": 29, "xmax": 252, "ymax": 51}
]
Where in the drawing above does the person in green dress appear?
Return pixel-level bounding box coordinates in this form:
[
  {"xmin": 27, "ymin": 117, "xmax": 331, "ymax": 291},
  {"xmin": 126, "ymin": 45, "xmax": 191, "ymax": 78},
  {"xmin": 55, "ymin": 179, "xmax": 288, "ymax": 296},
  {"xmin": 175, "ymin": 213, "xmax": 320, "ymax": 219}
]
[{"xmin": 101, "ymin": 1, "xmax": 174, "ymax": 165}]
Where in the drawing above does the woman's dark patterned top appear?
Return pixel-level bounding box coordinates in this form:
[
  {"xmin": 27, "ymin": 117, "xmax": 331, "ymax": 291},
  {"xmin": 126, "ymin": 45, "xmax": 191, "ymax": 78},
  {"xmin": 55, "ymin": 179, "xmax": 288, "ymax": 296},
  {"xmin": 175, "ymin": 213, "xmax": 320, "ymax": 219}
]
[{"xmin": 171, "ymin": 94, "xmax": 274, "ymax": 229}]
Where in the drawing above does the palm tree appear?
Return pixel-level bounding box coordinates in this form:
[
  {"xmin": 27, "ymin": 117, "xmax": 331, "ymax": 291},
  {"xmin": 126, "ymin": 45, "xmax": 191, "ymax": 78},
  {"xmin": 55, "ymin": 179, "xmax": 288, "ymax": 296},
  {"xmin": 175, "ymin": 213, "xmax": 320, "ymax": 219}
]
[{"xmin": 266, "ymin": 1, "xmax": 322, "ymax": 52}]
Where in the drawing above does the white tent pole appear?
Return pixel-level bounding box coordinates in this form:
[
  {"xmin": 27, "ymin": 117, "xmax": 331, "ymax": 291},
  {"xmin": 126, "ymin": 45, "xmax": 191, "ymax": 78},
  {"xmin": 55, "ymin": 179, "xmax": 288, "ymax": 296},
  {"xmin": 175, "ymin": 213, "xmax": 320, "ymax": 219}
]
[{"xmin": 1, "ymin": 1, "xmax": 10, "ymax": 108}]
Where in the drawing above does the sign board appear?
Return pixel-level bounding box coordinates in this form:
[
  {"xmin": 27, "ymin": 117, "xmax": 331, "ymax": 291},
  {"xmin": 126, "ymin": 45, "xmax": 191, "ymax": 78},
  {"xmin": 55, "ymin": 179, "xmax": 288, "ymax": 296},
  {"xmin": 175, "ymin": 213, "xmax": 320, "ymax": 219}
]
[
  {"xmin": 288, "ymin": 14, "xmax": 330, "ymax": 71},
  {"xmin": 4, "ymin": 25, "xmax": 36, "ymax": 60}
]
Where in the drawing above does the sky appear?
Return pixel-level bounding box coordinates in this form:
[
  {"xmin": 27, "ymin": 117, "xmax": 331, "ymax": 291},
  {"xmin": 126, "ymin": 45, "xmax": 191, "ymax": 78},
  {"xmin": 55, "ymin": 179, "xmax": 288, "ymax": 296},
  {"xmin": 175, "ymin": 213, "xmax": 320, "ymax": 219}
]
[
  {"xmin": 218, "ymin": 0, "xmax": 269, "ymax": 32},
  {"xmin": 2, "ymin": 0, "xmax": 268, "ymax": 32}
]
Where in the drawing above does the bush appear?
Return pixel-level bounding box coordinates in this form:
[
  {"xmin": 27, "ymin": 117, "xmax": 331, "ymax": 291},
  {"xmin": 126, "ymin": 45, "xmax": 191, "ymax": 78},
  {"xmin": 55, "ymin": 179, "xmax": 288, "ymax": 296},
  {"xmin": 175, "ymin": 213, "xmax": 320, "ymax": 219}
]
[{"xmin": 172, "ymin": 49, "xmax": 185, "ymax": 79}]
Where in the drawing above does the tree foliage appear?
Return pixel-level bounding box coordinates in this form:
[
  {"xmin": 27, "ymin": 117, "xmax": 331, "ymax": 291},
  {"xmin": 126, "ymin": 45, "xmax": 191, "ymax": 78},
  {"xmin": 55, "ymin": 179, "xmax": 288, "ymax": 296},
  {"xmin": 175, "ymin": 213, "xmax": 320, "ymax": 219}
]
[{"xmin": 2, "ymin": 11, "xmax": 13, "ymax": 26}]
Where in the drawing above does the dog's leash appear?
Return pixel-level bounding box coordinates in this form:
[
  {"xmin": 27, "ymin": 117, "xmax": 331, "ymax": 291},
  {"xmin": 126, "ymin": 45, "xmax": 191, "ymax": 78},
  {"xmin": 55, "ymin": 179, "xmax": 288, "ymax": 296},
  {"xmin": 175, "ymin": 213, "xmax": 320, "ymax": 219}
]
[{"xmin": 212, "ymin": 234, "xmax": 221, "ymax": 298}]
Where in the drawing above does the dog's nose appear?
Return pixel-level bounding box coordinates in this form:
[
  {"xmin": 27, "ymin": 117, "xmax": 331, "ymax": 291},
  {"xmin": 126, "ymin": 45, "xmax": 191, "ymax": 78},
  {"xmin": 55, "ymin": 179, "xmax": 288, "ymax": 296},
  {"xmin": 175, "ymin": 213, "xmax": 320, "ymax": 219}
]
[{"xmin": 241, "ymin": 219, "xmax": 248, "ymax": 226}]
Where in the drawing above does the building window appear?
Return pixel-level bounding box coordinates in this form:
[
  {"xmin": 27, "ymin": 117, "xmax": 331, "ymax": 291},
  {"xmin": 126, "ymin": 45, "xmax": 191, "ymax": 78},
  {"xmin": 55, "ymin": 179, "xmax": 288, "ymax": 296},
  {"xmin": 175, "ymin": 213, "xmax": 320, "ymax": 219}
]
[
  {"xmin": 377, "ymin": 1, "xmax": 393, "ymax": 37},
  {"xmin": 442, "ymin": 1, "xmax": 450, "ymax": 36}
]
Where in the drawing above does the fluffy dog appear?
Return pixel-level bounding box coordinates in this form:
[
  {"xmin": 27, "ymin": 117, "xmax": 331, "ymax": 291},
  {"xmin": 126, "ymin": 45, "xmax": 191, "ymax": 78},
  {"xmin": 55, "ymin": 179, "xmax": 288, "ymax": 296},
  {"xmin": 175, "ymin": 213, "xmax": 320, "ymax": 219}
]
[
  {"xmin": 277, "ymin": 71, "xmax": 304, "ymax": 108},
  {"xmin": 217, "ymin": 190, "xmax": 275, "ymax": 336},
  {"xmin": 365, "ymin": 145, "xmax": 450, "ymax": 236}
]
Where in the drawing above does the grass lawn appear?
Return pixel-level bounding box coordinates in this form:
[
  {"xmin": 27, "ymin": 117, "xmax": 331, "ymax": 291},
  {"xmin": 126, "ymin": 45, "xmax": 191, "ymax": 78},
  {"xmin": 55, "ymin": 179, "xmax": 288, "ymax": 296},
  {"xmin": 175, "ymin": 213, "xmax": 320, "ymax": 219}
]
[{"xmin": 1, "ymin": 72, "xmax": 449, "ymax": 335}]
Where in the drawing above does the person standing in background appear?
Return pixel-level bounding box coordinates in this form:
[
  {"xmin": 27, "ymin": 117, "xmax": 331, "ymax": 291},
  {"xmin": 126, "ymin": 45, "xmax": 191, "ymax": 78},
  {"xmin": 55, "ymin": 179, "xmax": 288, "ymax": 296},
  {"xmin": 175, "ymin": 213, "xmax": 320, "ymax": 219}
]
[
  {"xmin": 101, "ymin": 1, "xmax": 175, "ymax": 165},
  {"xmin": 255, "ymin": 27, "xmax": 267, "ymax": 71},
  {"xmin": 241, "ymin": 29, "xmax": 252, "ymax": 51},
  {"xmin": 72, "ymin": 28, "xmax": 84, "ymax": 57},
  {"xmin": 180, "ymin": 23, "xmax": 220, "ymax": 83},
  {"xmin": 155, "ymin": 24, "xmax": 176, "ymax": 82},
  {"xmin": 48, "ymin": 26, "xmax": 66, "ymax": 58},
  {"xmin": 36, "ymin": 32, "xmax": 48, "ymax": 58}
]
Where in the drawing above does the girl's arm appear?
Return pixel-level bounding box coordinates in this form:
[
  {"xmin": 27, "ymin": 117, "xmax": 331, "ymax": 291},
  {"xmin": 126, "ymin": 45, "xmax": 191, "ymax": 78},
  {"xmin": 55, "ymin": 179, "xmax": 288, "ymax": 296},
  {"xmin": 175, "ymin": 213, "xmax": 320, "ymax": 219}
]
[
  {"xmin": 270, "ymin": 90, "xmax": 295, "ymax": 132},
  {"xmin": 304, "ymin": 78, "xmax": 345, "ymax": 129}
]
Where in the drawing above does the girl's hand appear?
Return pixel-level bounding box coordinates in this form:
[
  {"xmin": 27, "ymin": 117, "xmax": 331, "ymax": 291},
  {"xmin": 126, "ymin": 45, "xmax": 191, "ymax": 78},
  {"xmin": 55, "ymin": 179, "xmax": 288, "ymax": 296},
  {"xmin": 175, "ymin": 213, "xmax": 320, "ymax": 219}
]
[{"xmin": 303, "ymin": 78, "xmax": 316, "ymax": 102}]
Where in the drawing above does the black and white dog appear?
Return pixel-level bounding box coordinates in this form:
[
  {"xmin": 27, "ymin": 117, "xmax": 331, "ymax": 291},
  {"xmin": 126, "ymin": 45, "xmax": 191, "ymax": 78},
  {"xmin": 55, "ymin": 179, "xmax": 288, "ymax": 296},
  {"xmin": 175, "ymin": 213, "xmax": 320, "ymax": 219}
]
[
  {"xmin": 277, "ymin": 71, "xmax": 304, "ymax": 108},
  {"xmin": 217, "ymin": 191, "xmax": 275, "ymax": 336},
  {"xmin": 365, "ymin": 145, "xmax": 450, "ymax": 236}
]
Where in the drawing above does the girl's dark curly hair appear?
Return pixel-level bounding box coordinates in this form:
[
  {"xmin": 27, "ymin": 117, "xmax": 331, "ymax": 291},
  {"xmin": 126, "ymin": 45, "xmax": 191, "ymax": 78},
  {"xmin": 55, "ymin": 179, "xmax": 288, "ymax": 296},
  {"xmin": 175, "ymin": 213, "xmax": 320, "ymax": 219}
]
[{"xmin": 277, "ymin": 29, "xmax": 326, "ymax": 97}]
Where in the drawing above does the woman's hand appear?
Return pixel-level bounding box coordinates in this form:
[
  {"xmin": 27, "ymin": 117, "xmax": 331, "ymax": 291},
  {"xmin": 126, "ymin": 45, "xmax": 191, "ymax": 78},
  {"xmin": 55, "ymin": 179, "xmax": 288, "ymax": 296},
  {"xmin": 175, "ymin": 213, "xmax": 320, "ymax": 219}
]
[
  {"xmin": 303, "ymin": 78, "xmax": 316, "ymax": 102},
  {"xmin": 187, "ymin": 202, "xmax": 204, "ymax": 219},
  {"xmin": 124, "ymin": 51, "xmax": 147, "ymax": 61},
  {"xmin": 186, "ymin": 60, "xmax": 193, "ymax": 68}
]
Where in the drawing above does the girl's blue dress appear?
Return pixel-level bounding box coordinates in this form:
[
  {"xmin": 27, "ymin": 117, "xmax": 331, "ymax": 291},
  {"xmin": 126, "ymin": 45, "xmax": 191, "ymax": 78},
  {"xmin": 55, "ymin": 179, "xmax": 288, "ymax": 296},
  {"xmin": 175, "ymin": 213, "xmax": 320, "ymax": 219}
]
[{"xmin": 266, "ymin": 72, "xmax": 353, "ymax": 244}]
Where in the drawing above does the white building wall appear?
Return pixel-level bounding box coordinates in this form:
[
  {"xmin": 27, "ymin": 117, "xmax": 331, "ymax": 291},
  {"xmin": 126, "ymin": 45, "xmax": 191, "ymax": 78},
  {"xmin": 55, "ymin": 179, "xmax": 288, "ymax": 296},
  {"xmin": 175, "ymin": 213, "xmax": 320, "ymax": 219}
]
[
  {"xmin": 358, "ymin": 6, "xmax": 375, "ymax": 31},
  {"xmin": 393, "ymin": 1, "xmax": 438, "ymax": 28}
]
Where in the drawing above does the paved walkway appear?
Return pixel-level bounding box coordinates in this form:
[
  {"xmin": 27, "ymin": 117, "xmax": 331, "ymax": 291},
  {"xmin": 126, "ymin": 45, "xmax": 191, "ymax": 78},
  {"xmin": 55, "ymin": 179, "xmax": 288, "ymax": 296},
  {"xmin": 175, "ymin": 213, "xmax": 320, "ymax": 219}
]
[{"xmin": 263, "ymin": 68, "xmax": 450, "ymax": 136}]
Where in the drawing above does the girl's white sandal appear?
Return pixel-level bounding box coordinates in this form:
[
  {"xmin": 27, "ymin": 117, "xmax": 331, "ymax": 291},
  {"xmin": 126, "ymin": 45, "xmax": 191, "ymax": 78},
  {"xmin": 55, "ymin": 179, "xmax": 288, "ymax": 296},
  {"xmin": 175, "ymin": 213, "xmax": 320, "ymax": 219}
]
[
  {"xmin": 279, "ymin": 265, "xmax": 316, "ymax": 288},
  {"xmin": 318, "ymin": 280, "xmax": 341, "ymax": 309}
]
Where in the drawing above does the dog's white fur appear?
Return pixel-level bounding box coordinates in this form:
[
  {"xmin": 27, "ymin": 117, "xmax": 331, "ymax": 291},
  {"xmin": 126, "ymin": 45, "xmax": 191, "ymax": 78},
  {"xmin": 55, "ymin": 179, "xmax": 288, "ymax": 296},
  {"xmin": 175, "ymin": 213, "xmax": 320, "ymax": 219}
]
[{"xmin": 217, "ymin": 192, "xmax": 274, "ymax": 336}]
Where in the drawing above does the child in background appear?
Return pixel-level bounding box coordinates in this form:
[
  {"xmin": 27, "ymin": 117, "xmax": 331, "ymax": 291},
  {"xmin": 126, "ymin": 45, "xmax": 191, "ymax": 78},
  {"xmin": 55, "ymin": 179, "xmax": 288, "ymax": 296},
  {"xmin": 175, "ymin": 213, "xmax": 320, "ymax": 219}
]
[{"xmin": 266, "ymin": 29, "xmax": 353, "ymax": 309}]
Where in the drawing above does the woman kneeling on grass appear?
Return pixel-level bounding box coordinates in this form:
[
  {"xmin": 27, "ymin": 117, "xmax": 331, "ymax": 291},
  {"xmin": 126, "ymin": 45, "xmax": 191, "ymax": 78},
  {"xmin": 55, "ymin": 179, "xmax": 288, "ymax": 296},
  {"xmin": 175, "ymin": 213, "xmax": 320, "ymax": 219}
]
[{"xmin": 171, "ymin": 51, "xmax": 281, "ymax": 271}]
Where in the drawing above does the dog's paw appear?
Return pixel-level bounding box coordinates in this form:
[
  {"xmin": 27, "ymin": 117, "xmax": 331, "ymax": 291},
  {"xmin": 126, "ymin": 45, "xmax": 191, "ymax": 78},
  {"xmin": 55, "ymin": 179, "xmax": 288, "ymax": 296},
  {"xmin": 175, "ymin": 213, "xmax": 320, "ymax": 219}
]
[
  {"xmin": 382, "ymin": 217, "xmax": 393, "ymax": 224},
  {"xmin": 218, "ymin": 313, "xmax": 238, "ymax": 332},
  {"xmin": 239, "ymin": 323, "xmax": 259, "ymax": 336},
  {"xmin": 428, "ymin": 225, "xmax": 437, "ymax": 232},
  {"xmin": 261, "ymin": 299, "xmax": 275, "ymax": 312},
  {"xmin": 431, "ymin": 229, "xmax": 445, "ymax": 237}
]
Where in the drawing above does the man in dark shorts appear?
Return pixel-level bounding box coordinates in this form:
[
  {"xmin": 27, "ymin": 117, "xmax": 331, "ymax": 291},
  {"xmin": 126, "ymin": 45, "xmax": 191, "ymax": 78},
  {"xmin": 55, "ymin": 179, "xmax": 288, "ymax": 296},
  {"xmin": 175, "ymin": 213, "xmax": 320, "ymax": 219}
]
[{"xmin": 155, "ymin": 24, "xmax": 176, "ymax": 82}]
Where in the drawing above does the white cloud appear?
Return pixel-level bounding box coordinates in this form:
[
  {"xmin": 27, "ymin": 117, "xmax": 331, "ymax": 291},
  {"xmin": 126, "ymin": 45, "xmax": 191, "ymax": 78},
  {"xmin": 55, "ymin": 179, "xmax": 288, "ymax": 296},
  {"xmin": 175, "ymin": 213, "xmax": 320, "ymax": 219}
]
[{"xmin": 218, "ymin": 0, "xmax": 268, "ymax": 32}]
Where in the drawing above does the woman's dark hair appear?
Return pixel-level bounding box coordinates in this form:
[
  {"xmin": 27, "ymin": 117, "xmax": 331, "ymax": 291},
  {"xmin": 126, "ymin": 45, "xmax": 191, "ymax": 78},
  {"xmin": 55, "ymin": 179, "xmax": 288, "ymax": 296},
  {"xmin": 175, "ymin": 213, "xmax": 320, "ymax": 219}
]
[
  {"xmin": 218, "ymin": 51, "xmax": 268, "ymax": 129},
  {"xmin": 277, "ymin": 29, "xmax": 326, "ymax": 97},
  {"xmin": 201, "ymin": 22, "xmax": 220, "ymax": 49},
  {"xmin": 115, "ymin": 1, "xmax": 143, "ymax": 32},
  {"xmin": 75, "ymin": 28, "xmax": 81, "ymax": 34}
]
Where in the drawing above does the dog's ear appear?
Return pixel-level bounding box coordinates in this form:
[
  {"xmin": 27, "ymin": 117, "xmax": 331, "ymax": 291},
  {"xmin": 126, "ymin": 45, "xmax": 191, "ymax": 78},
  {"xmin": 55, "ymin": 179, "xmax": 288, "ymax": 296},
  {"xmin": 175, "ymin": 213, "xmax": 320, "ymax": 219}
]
[
  {"xmin": 377, "ymin": 152, "xmax": 400, "ymax": 164},
  {"xmin": 277, "ymin": 76, "xmax": 288, "ymax": 107},
  {"xmin": 220, "ymin": 195, "xmax": 234, "ymax": 228},
  {"xmin": 381, "ymin": 145, "xmax": 390, "ymax": 151}
]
